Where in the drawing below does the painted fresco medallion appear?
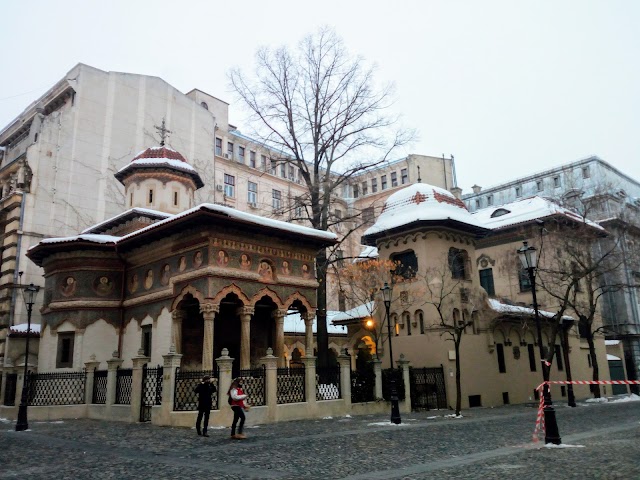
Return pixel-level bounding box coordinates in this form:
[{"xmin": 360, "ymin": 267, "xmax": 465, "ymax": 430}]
[
  {"xmin": 129, "ymin": 273, "xmax": 139, "ymax": 293},
  {"xmin": 258, "ymin": 260, "xmax": 274, "ymax": 282},
  {"xmin": 60, "ymin": 276, "xmax": 77, "ymax": 297},
  {"xmin": 144, "ymin": 269, "xmax": 154, "ymax": 290},
  {"xmin": 161, "ymin": 264, "xmax": 170, "ymax": 285},
  {"xmin": 178, "ymin": 256, "xmax": 187, "ymax": 272},
  {"xmin": 193, "ymin": 251, "xmax": 203, "ymax": 268},
  {"xmin": 281, "ymin": 260, "xmax": 291, "ymax": 275},
  {"xmin": 94, "ymin": 276, "xmax": 114, "ymax": 296},
  {"xmin": 239, "ymin": 253, "xmax": 251, "ymax": 270},
  {"xmin": 216, "ymin": 249, "xmax": 229, "ymax": 267}
]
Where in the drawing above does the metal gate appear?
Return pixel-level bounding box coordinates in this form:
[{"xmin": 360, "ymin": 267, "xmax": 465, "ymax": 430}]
[
  {"xmin": 409, "ymin": 366, "xmax": 447, "ymax": 411},
  {"xmin": 3, "ymin": 373, "xmax": 17, "ymax": 406},
  {"xmin": 140, "ymin": 365, "xmax": 163, "ymax": 422},
  {"xmin": 608, "ymin": 360, "xmax": 628, "ymax": 395}
]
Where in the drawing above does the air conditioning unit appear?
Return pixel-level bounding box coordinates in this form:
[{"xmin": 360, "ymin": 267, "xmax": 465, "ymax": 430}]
[
  {"xmin": 224, "ymin": 153, "xmax": 231, "ymax": 159},
  {"xmin": 215, "ymin": 185, "xmax": 223, "ymax": 192},
  {"xmin": 248, "ymin": 203, "xmax": 258, "ymax": 209}
]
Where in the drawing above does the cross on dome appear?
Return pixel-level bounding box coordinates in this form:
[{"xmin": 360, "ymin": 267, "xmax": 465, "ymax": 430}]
[{"xmin": 154, "ymin": 118, "xmax": 172, "ymax": 146}]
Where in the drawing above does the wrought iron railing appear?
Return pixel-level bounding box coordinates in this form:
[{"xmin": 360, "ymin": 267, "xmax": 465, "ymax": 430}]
[
  {"xmin": 237, "ymin": 367, "xmax": 266, "ymax": 407},
  {"xmin": 92, "ymin": 370, "xmax": 108, "ymax": 404},
  {"xmin": 316, "ymin": 365, "xmax": 341, "ymax": 400},
  {"xmin": 140, "ymin": 365, "xmax": 163, "ymax": 421},
  {"xmin": 3, "ymin": 373, "xmax": 17, "ymax": 406},
  {"xmin": 277, "ymin": 367, "xmax": 305, "ymax": 404},
  {"xmin": 174, "ymin": 368, "xmax": 219, "ymax": 411},
  {"xmin": 115, "ymin": 368, "xmax": 133, "ymax": 404},
  {"xmin": 351, "ymin": 368, "xmax": 375, "ymax": 403},
  {"xmin": 26, "ymin": 370, "xmax": 86, "ymax": 406},
  {"xmin": 409, "ymin": 366, "xmax": 447, "ymax": 410}
]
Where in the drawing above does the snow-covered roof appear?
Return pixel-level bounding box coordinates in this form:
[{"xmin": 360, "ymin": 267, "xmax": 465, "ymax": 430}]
[
  {"xmin": 9, "ymin": 323, "xmax": 41, "ymax": 335},
  {"xmin": 363, "ymin": 183, "xmax": 487, "ymax": 240},
  {"xmin": 605, "ymin": 339, "xmax": 621, "ymax": 346},
  {"xmin": 607, "ymin": 354, "xmax": 621, "ymax": 361},
  {"xmin": 354, "ymin": 246, "xmax": 378, "ymax": 262},
  {"xmin": 332, "ymin": 302, "xmax": 375, "ymax": 323},
  {"xmin": 472, "ymin": 196, "xmax": 605, "ymax": 232},
  {"xmin": 80, "ymin": 208, "xmax": 171, "ymax": 235},
  {"xmin": 284, "ymin": 310, "xmax": 346, "ymax": 335},
  {"xmin": 488, "ymin": 298, "xmax": 573, "ymax": 320},
  {"xmin": 117, "ymin": 157, "xmax": 198, "ymax": 174},
  {"xmin": 38, "ymin": 233, "xmax": 121, "ymax": 246}
]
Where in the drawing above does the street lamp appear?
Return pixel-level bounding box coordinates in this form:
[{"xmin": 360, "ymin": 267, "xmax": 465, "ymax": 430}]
[
  {"xmin": 517, "ymin": 241, "xmax": 561, "ymax": 444},
  {"xmin": 15, "ymin": 283, "xmax": 40, "ymax": 432},
  {"xmin": 380, "ymin": 282, "xmax": 401, "ymax": 424}
]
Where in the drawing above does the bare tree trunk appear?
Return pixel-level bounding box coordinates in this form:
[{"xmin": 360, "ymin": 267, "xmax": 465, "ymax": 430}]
[
  {"xmin": 315, "ymin": 249, "xmax": 329, "ymax": 369},
  {"xmin": 587, "ymin": 333, "xmax": 601, "ymax": 398},
  {"xmin": 455, "ymin": 337, "xmax": 462, "ymax": 415}
]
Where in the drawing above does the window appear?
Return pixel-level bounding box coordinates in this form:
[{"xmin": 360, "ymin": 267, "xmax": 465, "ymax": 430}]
[
  {"xmin": 56, "ymin": 333, "xmax": 75, "ymax": 368},
  {"xmin": 515, "ymin": 186, "xmax": 522, "ymax": 197},
  {"xmin": 391, "ymin": 172, "xmax": 398, "ymax": 187},
  {"xmin": 261, "ymin": 155, "xmax": 267, "ymax": 171},
  {"xmin": 475, "ymin": 199, "xmax": 480, "ymax": 209},
  {"xmin": 536, "ymin": 180, "xmax": 543, "ymax": 192},
  {"xmin": 288, "ymin": 166, "xmax": 295, "ymax": 180},
  {"xmin": 487, "ymin": 195, "xmax": 494, "ymax": 206},
  {"xmin": 362, "ymin": 207, "xmax": 374, "ymax": 224},
  {"xmin": 353, "ymin": 184, "xmax": 359, "ymax": 198},
  {"xmin": 497, "ymin": 343, "xmax": 506, "ymax": 373},
  {"xmin": 555, "ymin": 345, "xmax": 563, "ymax": 371},
  {"xmin": 272, "ymin": 189, "xmax": 282, "ymax": 210},
  {"xmin": 238, "ymin": 146, "xmax": 245, "ymax": 163},
  {"xmin": 227, "ymin": 142, "xmax": 234, "ymax": 158},
  {"xmin": 502, "ymin": 392, "xmax": 510, "ymax": 405},
  {"xmin": 371, "ymin": 178, "xmax": 378, "ymax": 193},
  {"xmin": 401, "ymin": 168, "xmax": 408, "ymax": 185},
  {"xmin": 294, "ymin": 197, "xmax": 304, "ymax": 218},
  {"xmin": 362, "ymin": 182, "xmax": 368, "ymax": 196},
  {"xmin": 173, "ymin": 191, "xmax": 178, "ymax": 207},
  {"xmin": 528, "ymin": 344, "xmax": 537, "ymax": 372},
  {"xmin": 142, "ymin": 325, "xmax": 152, "ymax": 357},
  {"xmin": 381, "ymin": 175, "xmax": 388, "ymax": 190},
  {"xmin": 200, "ymin": 102, "xmax": 208, "ymax": 110},
  {"xmin": 448, "ymin": 248, "xmax": 468, "ymax": 280},
  {"xmin": 404, "ymin": 312, "xmax": 412, "ymax": 335},
  {"xmin": 518, "ymin": 266, "xmax": 532, "ymax": 292},
  {"xmin": 215, "ymin": 137, "xmax": 222, "ymax": 156},
  {"xmin": 392, "ymin": 314, "xmax": 399, "ymax": 336},
  {"xmin": 336, "ymin": 250, "xmax": 344, "ymax": 268},
  {"xmin": 248, "ymin": 181, "xmax": 257, "ymax": 204},
  {"xmin": 224, "ymin": 174, "xmax": 235, "ymax": 197},
  {"xmin": 270, "ymin": 159, "xmax": 277, "ymax": 175},
  {"xmin": 249, "ymin": 151, "xmax": 256, "ymax": 168},
  {"xmin": 479, "ymin": 268, "xmax": 495, "ymax": 296},
  {"xmin": 468, "ymin": 395, "xmax": 482, "ymax": 408},
  {"xmin": 148, "ymin": 189, "xmax": 154, "ymax": 205},
  {"xmin": 417, "ymin": 311, "xmax": 425, "ymax": 334},
  {"xmin": 391, "ymin": 250, "xmax": 418, "ymax": 280},
  {"xmin": 279, "ymin": 163, "xmax": 286, "ymax": 178},
  {"xmin": 553, "ymin": 176, "xmax": 561, "ymax": 188},
  {"xmin": 582, "ymin": 166, "xmax": 590, "ymax": 179}
]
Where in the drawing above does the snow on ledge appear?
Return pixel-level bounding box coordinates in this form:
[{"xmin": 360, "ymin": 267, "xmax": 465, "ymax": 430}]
[
  {"xmin": 10, "ymin": 323, "xmax": 41, "ymax": 334},
  {"xmin": 488, "ymin": 298, "xmax": 573, "ymax": 320}
]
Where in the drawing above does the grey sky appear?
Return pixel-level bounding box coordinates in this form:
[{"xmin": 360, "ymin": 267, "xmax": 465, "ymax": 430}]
[{"xmin": 1, "ymin": 0, "xmax": 638, "ymax": 192}]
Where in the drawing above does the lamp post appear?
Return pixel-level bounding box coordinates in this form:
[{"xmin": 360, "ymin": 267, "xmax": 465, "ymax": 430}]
[
  {"xmin": 15, "ymin": 283, "xmax": 40, "ymax": 432},
  {"xmin": 517, "ymin": 241, "xmax": 561, "ymax": 444},
  {"xmin": 381, "ymin": 282, "xmax": 401, "ymax": 424}
]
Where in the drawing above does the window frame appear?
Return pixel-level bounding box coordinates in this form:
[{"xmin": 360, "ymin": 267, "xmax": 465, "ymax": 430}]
[
  {"xmin": 247, "ymin": 181, "xmax": 258, "ymax": 204},
  {"xmin": 224, "ymin": 174, "xmax": 235, "ymax": 198},
  {"xmin": 56, "ymin": 332, "xmax": 75, "ymax": 368}
]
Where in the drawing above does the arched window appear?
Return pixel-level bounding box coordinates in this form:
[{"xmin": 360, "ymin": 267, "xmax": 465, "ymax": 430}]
[
  {"xmin": 403, "ymin": 312, "xmax": 412, "ymax": 336},
  {"xmin": 448, "ymin": 248, "xmax": 469, "ymax": 280},
  {"xmin": 452, "ymin": 309, "xmax": 460, "ymax": 326},
  {"xmin": 415, "ymin": 310, "xmax": 425, "ymax": 334},
  {"xmin": 200, "ymin": 101, "xmax": 209, "ymax": 110},
  {"xmin": 391, "ymin": 313, "xmax": 399, "ymax": 336},
  {"xmin": 390, "ymin": 250, "xmax": 418, "ymax": 280},
  {"xmin": 471, "ymin": 311, "xmax": 479, "ymax": 334}
]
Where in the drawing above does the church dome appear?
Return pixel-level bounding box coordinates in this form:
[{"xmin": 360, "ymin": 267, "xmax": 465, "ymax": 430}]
[
  {"xmin": 131, "ymin": 146, "xmax": 188, "ymax": 163},
  {"xmin": 362, "ymin": 183, "xmax": 487, "ymax": 242}
]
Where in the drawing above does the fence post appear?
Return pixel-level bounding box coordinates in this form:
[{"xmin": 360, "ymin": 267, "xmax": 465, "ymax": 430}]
[
  {"xmin": 158, "ymin": 345, "xmax": 182, "ymax": 426},
  {"xmin": 131, "ymin": 349, "xmax": 150, "ymax": 422},
  {"xmin": 216, "ymin": 348, "xmax": 234, "ymax": 411},
  {"xmin": 261, "ymin": 348, "xmax": 278, "ymax": 421},
  {"xmin": 337, "ymin": 351, "xmax": 351, "ymax": 410},
  {"xmin": 373, "ymin": 359, "xmax": 383, "ymax": 400},
  {"xmin": 302, "ymin": 355, "xmax": 317, "ymax": 408},
  {"xmin": 84, "ymin": 356, "xmax": 100, "ymax": 405},
  {"xmin": 397, "ymin": 354, "xmax": 411, "ymax": 413},
  {"xmin": 106, "ymin": 351, "xmax": 123, "ymax": 416},
  {"xmin": 14, "ymin": 367, "xmax": 25, "ymax": 409}
]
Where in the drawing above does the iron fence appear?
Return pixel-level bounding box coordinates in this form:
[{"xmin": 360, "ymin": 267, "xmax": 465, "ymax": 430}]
[
  {"xmin": 409, "ymin": 366, "xmax": 447, "ymax": 411},
  {"xmin": 140, "ymin": 365, "xmax": 163, "ymax": 422},
  {"xmin": 115, "ymin": 368, "xmax": 133, "ymax": 405},
  {"xmin": 277, "ymin": 367, "xmax": 305, "ymax": 404},
  {"xmin": 4, "ymin": 373, "xmax": 17, "ymax": 406},
  {"xmin": 26, "ymin": 370, "xmax": 86, "ymax": 406},
  {"xmin": 174, "ymin": 368, "xmax": 219, "ymax": 411},
  {"xmin": 92, "ymin": 370, "xmax": 108, "ymax": 404},
  {"xmin": 237, "ymin": 367, "xmax": 266, "ymax": 407},
  {"xmin": 382, "ymin": 368, "xmax": 405, "ymax": 401},
  {"xmin": 351, "ymin": 367, "xmax": 375, "ymax": 403},
  {"xmin": 316, "ymin": 365, "xmax": 341, "ymax": 400}
]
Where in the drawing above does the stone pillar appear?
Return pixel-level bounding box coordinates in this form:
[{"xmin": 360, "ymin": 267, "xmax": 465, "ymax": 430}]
[
  {"xmin": 304, "ymin": 310, "xmax": 316, "ymax": 356},
  {"xmin": 237, "ymin": 306, "xmax": 254, "ymax": 370},
  {"xmin": 131, "ymin": 349, "xmax": 150, "ymax": 422},
  {"xmin": 261, "ymin": 348, "xmax": 278, "ymax": 421},
  {"xmin": 373, "ymin": 358, "xmax": 383, "ymax": 400},
  {"xmin": 216, "ymin": 348, "xmax": 234, "ymax": 412},
  {"xmin": 158, "ymin": 345, "xmax": 182, "ymax": 426},
  {"xmin": 171, "ymin": 310, "xmax": 184, "ymax": 354},
  {"xmin": 397, "ymin": 354, "xmax": 411, "ymax": 414},
  {"xmin": 74, "ymin": 329, "xmax": 85, "ymax": 369},
  {"xmin": 200, "ymin": 304, "xmax": 219, "ymax": 370},
  {"xmin": 302, "ymin": 355, "xmax": 317, "ymax": 407},
  {"xmin": 106, "ymin": 351, "xmax": 123, "ymax": 416},
  {"xmin": 84, "ymin": 355, "xmax": 100, "ymax": 405},
  {"xmin": 337, "ymin": 351, "xmax": 352, "ymax": 409},
  {"xmin": 273, "ymin": 309, "xmax": 287, "ymax": 368},
  {"xmin": 350, "ymin": 349, "xmax": 357, "ymax": 371}
]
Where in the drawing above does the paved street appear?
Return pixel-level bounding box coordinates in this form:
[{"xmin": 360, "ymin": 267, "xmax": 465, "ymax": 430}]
[{"xmin": 1, "ymin": 399, "xmax": 639, "ymax": 479}]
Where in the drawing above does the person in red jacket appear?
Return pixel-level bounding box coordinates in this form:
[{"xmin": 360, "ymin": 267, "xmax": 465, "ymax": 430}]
[{"xmin": 228, "ymin": 378, "xmax": 249, "ymax": 439}]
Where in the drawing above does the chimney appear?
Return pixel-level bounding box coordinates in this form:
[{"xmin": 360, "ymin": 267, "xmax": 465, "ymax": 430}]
[
  {"xmin": 472, "ymin": 184, "xmax": 482, "ymax": 194},
  {"xmin": 450, "ymin": 186, "xmax": 463, "ymax": 199}
]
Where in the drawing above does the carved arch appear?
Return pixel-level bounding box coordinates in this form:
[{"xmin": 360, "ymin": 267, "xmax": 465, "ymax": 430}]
[
  {"xmin": 211, "ymin": 283, "xmax": 251, "ymax": 306},
  {"xmin": 171, "ymin": 285, "xmax": 205, "ymax": 311},
  {"xmin": 283, "ymin": 291, "xmax": 313, "ymax": 312},
  {"xmin": 251, "ymin": 287, "xmax": 284, "ymax": 308}
]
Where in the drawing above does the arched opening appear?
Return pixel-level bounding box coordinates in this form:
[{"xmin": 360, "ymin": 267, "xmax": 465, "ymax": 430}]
[
  {"xmin": 214, "ymin": 293, "xmax": 243, "ymax": 372},
  {"xmin": 177, "ymin": 294, "xmax": 203, "ymax": 369},
  {"xmin": 252, "ymin": 295, "xmax": 278, "ymax": 366},
  {"xmin": 290, "ymin": 347, "xmax": 303, "ymax": 368}
]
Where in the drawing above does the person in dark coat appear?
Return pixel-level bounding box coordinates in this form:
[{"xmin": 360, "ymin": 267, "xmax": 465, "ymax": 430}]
[{"xmin": 194, "ymin": 375, "xmax": 216, "ymax": 436}]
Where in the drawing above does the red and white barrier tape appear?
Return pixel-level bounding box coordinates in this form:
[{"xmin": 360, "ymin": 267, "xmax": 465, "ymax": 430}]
[{"xmin": 532, "ymin": 380, "xmax": 640, "ymax": 442}]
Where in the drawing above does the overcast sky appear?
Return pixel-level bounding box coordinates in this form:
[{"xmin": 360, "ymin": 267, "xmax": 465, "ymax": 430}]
[{"xmin": 1, "ymin": 0, "xmax": 638, "ymax": 192}]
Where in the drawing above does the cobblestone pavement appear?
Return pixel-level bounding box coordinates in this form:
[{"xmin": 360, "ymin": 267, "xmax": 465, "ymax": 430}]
[{"xmin": 1, "ymin": 399, "xmax": 639, "ymax": 479}]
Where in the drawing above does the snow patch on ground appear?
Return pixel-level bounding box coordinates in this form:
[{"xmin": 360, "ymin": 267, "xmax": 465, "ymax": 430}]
[
  {"xmin": 344, "ymin": 414, "xmax": 352, "ymax": 418},
  {"xmin": 367, "ymin": 421, "xmax": 408, "ymax": 427},
  {"xmin": 544, "ymin": 443, "xmax": 585, "ymax": 449},
  {"xmin": 444, "ymin": 414, "xmax": 464, "ymax": 419},
  {"xmin": 609, "ymin": 394, "xmax": 640, "ymax": 403},
  {"xmin": 0, "ymin": 418, "xmax": 11, "ymax": 423},
  {"xmin": 322, "ymin": 416, "xmax": 333, "ymax": 420},
  {"xmin": 585, "ymin": 397, "xmax": 608, "ymax": 404},
  {"xmin": 34, "ymin": 420, "xmax": 64, "ymax": 424},
  {"xmin": 427, "ymin": 416, "xmax": 438, "ymax": 420}
]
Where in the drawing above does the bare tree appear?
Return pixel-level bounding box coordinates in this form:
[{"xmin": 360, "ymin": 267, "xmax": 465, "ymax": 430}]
[{"xmin": 230, "ymin": 27, "xmax": 413, "ymax": 366}]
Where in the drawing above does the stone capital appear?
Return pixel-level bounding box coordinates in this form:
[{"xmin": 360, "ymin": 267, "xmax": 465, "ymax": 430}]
[
  {"xmin": 271, "ymin": 308, "xmax": 288, "ymax": 320},
  {"xmin": 236, "ymin": 306, "xmax": 254, "ymax": 317},
  {"xmin": 200, "ymin": 303, "xmax": 220, "ymax": 315},
  {"xmin": 172, "ymin": 310, "xmax": 185, "ymax": 321}
]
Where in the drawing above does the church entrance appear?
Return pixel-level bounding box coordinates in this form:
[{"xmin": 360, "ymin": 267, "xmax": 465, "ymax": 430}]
[
  {"xmin": 252, "ymin": 296, "xmax": 277, "ymax": 366},
  {"xmin": 214, "ymin": 293, "xmax": 242, "ymax": 374},
  {"xmin": 179, "ymin": 294, "xmax": 203, "ymax": 369}
]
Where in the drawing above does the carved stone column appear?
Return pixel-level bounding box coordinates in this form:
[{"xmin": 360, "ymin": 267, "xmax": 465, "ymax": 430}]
[
  {"xmin": 200, "ymin": 304, "xmax": 219, "ymax": 370},
  {"xmin": 171, "ymin": 310, "xmax": 185, "ymax": 354},
  {"xmin": 304, "ymin": 310, "xmax": 316, "ymax": 356},
  {"xmin": 237, "ymin": 306, "xmax": 254, "ymax": 370},
  {"xmin": 272, "ymin": 309, "xmax": 288, "ymax": 368}
]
